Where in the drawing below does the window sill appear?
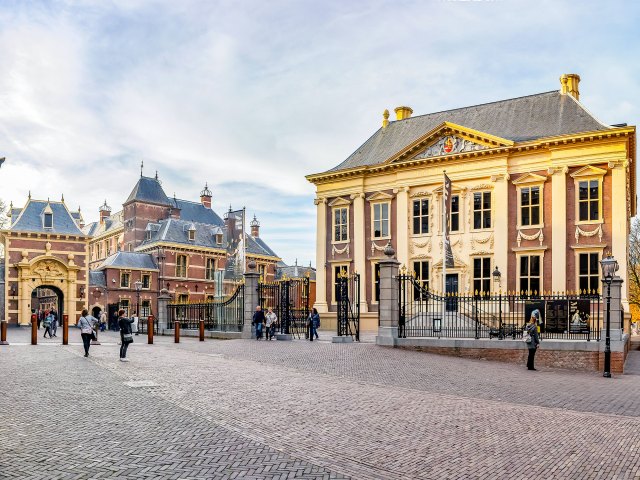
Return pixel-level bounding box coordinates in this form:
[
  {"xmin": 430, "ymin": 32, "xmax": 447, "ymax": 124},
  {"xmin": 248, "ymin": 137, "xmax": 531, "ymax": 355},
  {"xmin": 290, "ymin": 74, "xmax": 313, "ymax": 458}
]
[
  {"xmin": 331, "ymin": 240, "xmax": 350, "ymax": 245},
  {"xmin": 517, "ymin": 224, "xmax": 545, "ymax": 230},
  {"xmin": 575, "ymin": 220, "xmax": 603, "ymax": 226},
  {"xmin": 372, "ymin": 236, "xmax": 391, "ymax": 241}
]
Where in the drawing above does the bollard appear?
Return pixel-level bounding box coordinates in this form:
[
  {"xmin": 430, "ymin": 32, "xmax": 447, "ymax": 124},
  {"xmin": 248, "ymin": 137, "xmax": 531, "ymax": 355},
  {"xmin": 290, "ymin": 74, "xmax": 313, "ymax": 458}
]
[
  {"xmin": 147, "ymin": 315, "xmax": 154, "ymax": 345},
  {"xmin": 62, "ymin": 314, "xmax": 69, "ymax": 345},
  {"xmin": 0, "ymin": 321, "xmax": 9, "ymax": 345},
  {"xmin": 174, "ymin": 321, "xmax": 180, "ymax": 343},
  {"xmin": 199, "ymin": 320, "xmax": 205, "ymax": 341},
  {"xmin": 31, "ymin": 314, "xmax": 37, "ymax": 345}
]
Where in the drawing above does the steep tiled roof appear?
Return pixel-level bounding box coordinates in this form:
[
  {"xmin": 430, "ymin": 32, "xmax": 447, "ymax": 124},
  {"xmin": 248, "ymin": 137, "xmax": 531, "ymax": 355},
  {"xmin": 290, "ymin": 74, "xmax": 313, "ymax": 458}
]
[
  {"xmin": 173, "ymin": 199, "xmax": 224, "ymax": 226},
  {"xmin": 97, "ymin": 251, "xmax": 158, "ymax": 270},
  {"xmin": 83, "ymin": 210, "xmax": 124, "ymax": 237},
  {"xmin": 125, "ymin": 176, "xmax": 172, "ymax": 206},
  {"xmin": 250, "ymin": 236, "xmax": 278, "ymax": 257},
  {"xmin": 9, "ymin": 200, "xmax": 84, "ymax": 235},
  {"xmin": 89, "ymin": 270, "xmax": 106, "ymax": 287},
  {"xmin": 326, "ymin": 91, "xmax": 611, "ymax": 173}
]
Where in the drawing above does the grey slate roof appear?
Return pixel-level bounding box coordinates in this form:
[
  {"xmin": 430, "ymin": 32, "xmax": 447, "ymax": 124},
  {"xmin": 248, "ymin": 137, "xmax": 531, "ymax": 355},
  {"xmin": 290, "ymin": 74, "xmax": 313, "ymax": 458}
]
[
  {"xmin": 251, "ymin": 236, "xmax": 278, "ymax": 257},
  {"xmin": 98, "ymin": 251, "xmax": 158, "ymax": 270},
  {"xmin": 89, "ymin": 270, "xmax": 106, "ymax": 287},
  {"xmin": 125, "ymin": 176, "xmax": 172, "ymax": 206},
  {"xmin": 173, "ymin": 199, "xmax": 224, "ymax": 226},
  {"xmin": 83, "ymin": 210, "xmax": 123, "ymax": 237},
  {"xmin": 328, "ymin": 91, "xmax": 610, "ymax": 173},
  {"xmin": 9, "ymin": 200, "xmax": 85, "ymax": 235}
]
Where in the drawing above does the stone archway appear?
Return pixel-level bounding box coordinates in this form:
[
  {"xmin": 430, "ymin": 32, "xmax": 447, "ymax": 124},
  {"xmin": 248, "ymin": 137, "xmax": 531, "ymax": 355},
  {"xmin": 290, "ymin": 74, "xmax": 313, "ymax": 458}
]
[{"xmin": 16, "ymin": 254, "xmax": 81, "ymax": 326}]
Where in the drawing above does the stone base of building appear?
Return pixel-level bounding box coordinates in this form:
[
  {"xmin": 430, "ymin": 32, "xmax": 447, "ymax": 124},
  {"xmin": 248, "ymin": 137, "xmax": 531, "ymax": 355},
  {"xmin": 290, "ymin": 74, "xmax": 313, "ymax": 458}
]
[
  {"xmin": 317, "ymin": 312, "xmax": 379, "ymax": 334},
  {"xmin": 161, "ymin": 329, "xmax": 241, "ymax": 340},
  {"xmin": 378, "ymin": 336, "xmax": 630, "ymax": 374}
]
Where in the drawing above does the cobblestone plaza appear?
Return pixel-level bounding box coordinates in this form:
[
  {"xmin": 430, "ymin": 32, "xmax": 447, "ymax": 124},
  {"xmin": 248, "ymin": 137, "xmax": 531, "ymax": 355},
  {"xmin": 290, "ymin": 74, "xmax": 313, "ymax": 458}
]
[{"xmin": 1, "ymin": 329, "xmax": 639, "ymax": 479}]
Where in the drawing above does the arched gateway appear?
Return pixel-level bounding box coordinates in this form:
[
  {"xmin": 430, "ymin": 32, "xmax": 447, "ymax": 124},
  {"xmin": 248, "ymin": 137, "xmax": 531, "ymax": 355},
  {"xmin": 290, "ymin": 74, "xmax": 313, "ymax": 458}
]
[{"xmin": 1, "ymin": 198, "xmax": 89, "ymax": 326}]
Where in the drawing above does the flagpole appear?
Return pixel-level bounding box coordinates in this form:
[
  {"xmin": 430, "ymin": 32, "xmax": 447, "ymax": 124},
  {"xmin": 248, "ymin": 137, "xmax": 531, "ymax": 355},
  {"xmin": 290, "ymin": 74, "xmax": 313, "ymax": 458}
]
[{"xmin": 442, "ymin": 171, "xmax": 447, "ymax": 323}]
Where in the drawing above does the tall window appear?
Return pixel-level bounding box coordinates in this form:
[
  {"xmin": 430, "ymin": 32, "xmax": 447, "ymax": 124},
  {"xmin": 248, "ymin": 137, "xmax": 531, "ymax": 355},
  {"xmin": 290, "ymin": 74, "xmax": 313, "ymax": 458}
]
[
  {"xmin": 333, "ymin": 207, "xmax": 348, "ymax": 242},
  {"xmin": 450, "ymin": 195, "xmax": 460, "ymax": 232},
  {"xmin": 258, "ymin": 264, "xmax": 266, "ymax": 280},
  {"xmin": 120, "ymin": 272, "xmax": 130, "ymax": 288},
  {"xmin": 520, "ymin": 186, "xmax": 541, "ymax": 226},
  {"xmin": 413, "ymin": 261, "xmax": 429, "ymax": 300},
  {"xmin": 412, "ymin": 199, "xmax": 429, "ymax": 235},
  {"xmin": 473, "ymin": 257, "xmax": 491, "ymax": 297},
  {"xmin": 43, "ymin": 213, "xmax": 53, "ymax": 228},
  {"xmin": 373, "ymin": 263, "xmax": 380, "ymax": 302},
  {"xmin": 119, "ymin": 299, "xmax": 130, "ymax": 317},
  {"xmin": 333, "ymin": 265, "xmax": 348, "ymax": 302},
  {"xmin": 519, "ymin": 255, "xmax": 541, "ymax": 296},
  {"xmin": 473, "ymin": 191, "xmax": 491, "ymax": 229},
  {"xmin": 141, "ymin": 300, "xmax": 151, "ymax": 317},
  {"xmin": 206, "ymin": 258, "xmax": 216, "ymax": 280},
  {"xmin": 177, "ymin": 294, "xmax": 189, "ymax": 304},
  {"xmin": 176, "ymin": 255, "xmax": 187, "ymax": 278},
  {"xmin": 97, "ymin": 243, "xmax": 102, "ymax": 259},
  {"xmin": 373, "ymin": 202, "xmax": 390, "ymax": 238},
  {"xmin": 578, "ymin": 180, "xmax": 600, "ymax": 221},
  {"xmin": 142, "ymin": 274, "xmax": 151, "ymax": 289},
  {"xmin": 578, "ymin": 252, "xmax": 600, "ymax": 295}
]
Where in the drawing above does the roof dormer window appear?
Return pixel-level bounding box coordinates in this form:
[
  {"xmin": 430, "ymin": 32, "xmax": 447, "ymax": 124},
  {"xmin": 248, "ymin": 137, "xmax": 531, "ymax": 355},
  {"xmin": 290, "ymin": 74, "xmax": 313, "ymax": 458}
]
[
  {"xmin": 216, "ymin": 233, "xmax": 223, "ymax": 244},
  {"xmin": 44, "ymin": 213, "xmax": 53, "ymax": 228},
  {"xmin": 188, "ymin": 229, "xmax": 195, "ymax": 241}
]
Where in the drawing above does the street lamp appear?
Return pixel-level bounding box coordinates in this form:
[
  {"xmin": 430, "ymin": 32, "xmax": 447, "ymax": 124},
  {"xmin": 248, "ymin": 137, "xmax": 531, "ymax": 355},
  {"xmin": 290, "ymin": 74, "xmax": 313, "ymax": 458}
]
[
  {"xmin": 134, "ymin": 280, "xmax": 142, "ymax": 335},
  {"xmin": 492, "ymin": 266, "xmax": 501, "ymax": 286},
  {"xmin": 600, "ymin": 254, "xmax": 619, "ymax": 378}
]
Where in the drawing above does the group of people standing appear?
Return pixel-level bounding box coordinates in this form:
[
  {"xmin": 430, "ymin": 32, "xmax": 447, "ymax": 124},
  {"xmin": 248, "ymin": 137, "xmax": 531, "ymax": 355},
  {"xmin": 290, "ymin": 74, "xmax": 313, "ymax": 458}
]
[
  {"xmin": 77, "ymin": 309, "xmax": 135, "ymax": 361},
  {"xmin": 252, "ymin": 306, "xmax": 320, "ymax": 341},
  {"xmin": 35, "ymin": 308, "xmax": 58, "ymax": 339}
]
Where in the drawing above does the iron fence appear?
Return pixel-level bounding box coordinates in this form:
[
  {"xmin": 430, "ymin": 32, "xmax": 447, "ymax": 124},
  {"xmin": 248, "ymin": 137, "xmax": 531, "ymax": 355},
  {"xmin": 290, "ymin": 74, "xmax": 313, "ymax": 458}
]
[
  {"xmin": 399, "ymin": 274, "xmax": 601, "ymax": 341},
  {"xmin": 258, "ymin": 278, "xmax": 309, "ymax": 338},
  {"xmin": 137, "ymin": 316, "xmax": 158, "ymax": 335},
  {"xmin": 167, "ymin": 284, "xmax": 244, "ymax": 332},
  {"xmin": 337, "ymin": 272, "xmax": 360, "ymax": 341}
]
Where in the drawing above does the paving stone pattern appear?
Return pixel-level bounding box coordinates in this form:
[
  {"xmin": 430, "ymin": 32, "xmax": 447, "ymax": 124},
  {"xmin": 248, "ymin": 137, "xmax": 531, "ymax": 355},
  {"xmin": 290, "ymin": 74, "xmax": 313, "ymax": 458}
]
[{"xmin": 1, "ymin": 327, "xmax": 640, "ymax": 479}]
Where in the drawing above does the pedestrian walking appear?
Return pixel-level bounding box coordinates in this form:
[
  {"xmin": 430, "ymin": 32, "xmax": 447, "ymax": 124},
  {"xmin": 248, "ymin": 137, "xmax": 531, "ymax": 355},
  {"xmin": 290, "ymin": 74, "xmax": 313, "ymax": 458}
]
[
  {"xmin": 118, "ymin": 310, "xmax": 135, "ymax": 362},
  {"xmin": 266, "ymin": 308, "xmax": 277, "ymax": 340},
  {"xmin": 50, "ymin": 309, "xmax": 58, "ymax": 337},
  {"xmin": 310, "ymin": 308, "xmax": 320, "ymax": 341},
  {"xmin": 37, "ymin": 309, "xmax": 43, "ymax": 329},
  {"xmin": 78, "ymin": 310, "xmax": 98, "ymax": 357},
  {"xmin": 99, "ymin": 310, "xmax": 107, "ymax": 332},
  {"xmin": 43, "ymin": 312, "xmax": 53, "ymax": 338},
  {"xmin": 252, "ymin": 305, "xmax": 265, "ymax": 340},
  {"xmin": 524, "ymin": 310, "xmax": 541, "ymax": 370}
]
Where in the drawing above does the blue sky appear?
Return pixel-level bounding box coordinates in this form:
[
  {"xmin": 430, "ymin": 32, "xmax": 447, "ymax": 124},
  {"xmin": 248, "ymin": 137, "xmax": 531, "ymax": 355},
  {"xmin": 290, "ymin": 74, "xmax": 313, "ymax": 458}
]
[{"xmin": 0, "ymin": 0, "xmax": 638, "ymax": 266}]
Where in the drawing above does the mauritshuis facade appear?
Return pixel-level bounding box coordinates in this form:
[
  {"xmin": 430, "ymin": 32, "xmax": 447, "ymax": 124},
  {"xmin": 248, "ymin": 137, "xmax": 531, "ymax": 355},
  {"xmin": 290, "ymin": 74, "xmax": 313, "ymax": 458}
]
[
  {"xmin": 307, "ymin": 74, "xmax": 636, "ymax": 331},
  {"xmin": 1, "ymin": 173, "xmax": 284, "ymax": 325}
]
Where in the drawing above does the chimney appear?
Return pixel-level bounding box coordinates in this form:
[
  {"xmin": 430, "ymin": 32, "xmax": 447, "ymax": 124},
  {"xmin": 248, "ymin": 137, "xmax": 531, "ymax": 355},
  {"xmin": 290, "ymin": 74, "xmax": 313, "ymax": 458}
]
[
  {"xmin": 560, "ymin": 74, "xmax": 580, "ymax": 100},
  {"xmin": 394, "ymin": 106, "xmax": 413, "ymax": 121},
  {"xmin": 250, "ymin": 214, "xmax": 260, "ymax": 237},
  {"xmin": 382, "ymin": 109, "xmax": 390, "ymax": 129},
  {"xmin": 99, "ymin": 200, "xmax": 111, "ymax": 224},
  {"xmin": 200, "ymin": 183, "xmax": 212, "ymax": 209}
]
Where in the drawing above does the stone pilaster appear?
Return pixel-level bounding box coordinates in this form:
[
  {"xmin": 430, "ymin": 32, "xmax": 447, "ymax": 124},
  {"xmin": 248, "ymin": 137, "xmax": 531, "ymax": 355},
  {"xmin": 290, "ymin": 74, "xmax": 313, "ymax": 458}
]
[
  {"xmin": 551, "ymin": 167, "xmax": 567, "ymax": 292},
  {"xmin": 351, "ymin": 192, "xmax": 368, "ymax": 313},
  {"xmin": 157, "ymin": 290, "xmax": 172, "ymax": 330},
  {"xmin": 601, "ymin": 276, "xmax": 624, "ymax": 340},
  {"xmin": 492, "ymin": 173, "xmax": 509, "ymax": 291},
  {"xmin": 395, "ymin": 187, "xmax": 409, "ymax": 270},
  {"xmin": 314, "ymin": 197, "xmax": 328, "ymax": 313},
  {"xmin": 243, "ymin": 272, "xmax": 260, "ymax": 339}
]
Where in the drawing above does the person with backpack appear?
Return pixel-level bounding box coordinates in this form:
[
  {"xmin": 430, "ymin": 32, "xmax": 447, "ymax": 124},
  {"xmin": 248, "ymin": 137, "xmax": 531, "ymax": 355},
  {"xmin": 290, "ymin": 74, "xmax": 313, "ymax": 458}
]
[
  {"xmin": 118, "ymin": 309, "xmax": 135, "ymax": 362},
  {"xmin": 77, "ymin": 310, "xmax": 98, "ymax": 357},
  {"xmin": 524, "ymin": 311, "xmax": 541, "ymax": 371},
  {"xmin": 309, "ymin": 308, "xmax": 320, "ymax": 341},
  {"xmin": 42, "ymin": 311, "xmax": 54, "ymax": 338}
]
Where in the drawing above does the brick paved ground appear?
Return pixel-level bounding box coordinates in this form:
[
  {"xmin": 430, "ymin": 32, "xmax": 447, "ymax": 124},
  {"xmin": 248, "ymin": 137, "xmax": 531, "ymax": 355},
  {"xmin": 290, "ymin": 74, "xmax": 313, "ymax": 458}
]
[{"xmin": 1, "ymin": 326, "xmax": 640, "ymax": 479}]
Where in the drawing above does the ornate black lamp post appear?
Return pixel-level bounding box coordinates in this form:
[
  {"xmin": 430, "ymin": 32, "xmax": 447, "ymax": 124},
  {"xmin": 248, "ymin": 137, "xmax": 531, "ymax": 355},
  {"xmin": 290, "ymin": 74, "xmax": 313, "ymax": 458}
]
[
  {"xmin": 600, "ymin": 254, "xmax": 618, "ymax": 378},
  {"xmin": 134, "ymin": 280, "xmax": 142, "ymax": 332}
]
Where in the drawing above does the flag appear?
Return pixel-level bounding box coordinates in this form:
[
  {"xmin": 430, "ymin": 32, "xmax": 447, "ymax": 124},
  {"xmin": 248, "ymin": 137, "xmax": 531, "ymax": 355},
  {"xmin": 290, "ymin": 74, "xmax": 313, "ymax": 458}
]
[
  {"xmin": 443, "ymin": 173, "xmax": 454, "ymax": 268},
  {"xmin": 224, "ymin": 208, "xmax": 246, "ymax": 280}
]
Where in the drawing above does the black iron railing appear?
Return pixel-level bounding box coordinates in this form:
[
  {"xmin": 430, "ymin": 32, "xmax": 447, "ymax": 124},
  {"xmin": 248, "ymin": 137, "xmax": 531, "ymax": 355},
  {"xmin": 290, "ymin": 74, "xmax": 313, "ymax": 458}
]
[
  {"xmin": 337, "ymin": 272, "xmax": 360, "ymax": 341},
  {"xmin": 258, "ymin": 278, "xmax": 310, "ymax": 338},
  {"xmin": 398, "ymin": 274, "xmax": 601, "ymax": 341},
  {"xmin": 167, "ymin": 284, "xmax": 244, "ymax": 332}
]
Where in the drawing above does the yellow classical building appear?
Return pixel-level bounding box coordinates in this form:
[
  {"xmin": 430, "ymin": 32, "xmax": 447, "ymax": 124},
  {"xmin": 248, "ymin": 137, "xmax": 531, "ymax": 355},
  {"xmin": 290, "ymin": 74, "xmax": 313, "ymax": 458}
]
[{"xmin": 307, "ymin": 74, "xmax": 635, "ymax": 331}]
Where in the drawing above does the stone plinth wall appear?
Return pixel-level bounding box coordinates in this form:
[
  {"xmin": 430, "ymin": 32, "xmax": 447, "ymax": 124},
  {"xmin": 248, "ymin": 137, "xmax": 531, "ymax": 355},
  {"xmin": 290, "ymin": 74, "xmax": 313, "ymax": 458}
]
[
  {"xmin": 381, "ymin": 337, "xmax": 630, "ymax": 374},
  {"xmin": 161, "ymin": 328, "xmax": 241, "ymax": 340}
]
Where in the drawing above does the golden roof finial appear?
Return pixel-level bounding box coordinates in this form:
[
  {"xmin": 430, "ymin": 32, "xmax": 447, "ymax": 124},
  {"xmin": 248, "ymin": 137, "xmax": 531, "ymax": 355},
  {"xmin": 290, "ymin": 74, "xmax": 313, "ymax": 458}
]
[{"xmin": 382, "ymin": 109, "xmax": 390, "ymax": 129}]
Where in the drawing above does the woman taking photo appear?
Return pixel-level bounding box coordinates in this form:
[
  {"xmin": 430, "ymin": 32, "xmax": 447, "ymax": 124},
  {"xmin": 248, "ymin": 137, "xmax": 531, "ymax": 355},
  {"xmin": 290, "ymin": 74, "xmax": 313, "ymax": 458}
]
[{"xmin": 118, "ymin": 309, "xmax": 135, "ymax": 362}]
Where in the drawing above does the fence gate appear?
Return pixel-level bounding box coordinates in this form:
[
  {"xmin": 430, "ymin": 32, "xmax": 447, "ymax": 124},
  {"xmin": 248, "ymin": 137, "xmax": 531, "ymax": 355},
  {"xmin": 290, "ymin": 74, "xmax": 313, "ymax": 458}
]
[
  {"xmin": 258, "ymin": 277, "xmax": 310, "ymax": 338},
  {"xmin": 337, "ymin": 272, "xmax": 360, "ymax": 341},
  {"xmin": 167, "ymin": 284, "xmax": 245, "ymax": 332}
]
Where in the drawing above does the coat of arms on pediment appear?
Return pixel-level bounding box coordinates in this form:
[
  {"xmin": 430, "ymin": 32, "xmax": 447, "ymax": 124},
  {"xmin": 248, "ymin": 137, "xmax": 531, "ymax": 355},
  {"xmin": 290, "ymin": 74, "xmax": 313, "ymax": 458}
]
[
  {"xmin": 413, "ymin": 135, "xmax": 488, "ymax": 159},
  {"xmin": 32, "ymin": 260, "xmax": 65, "ymax": 279}
]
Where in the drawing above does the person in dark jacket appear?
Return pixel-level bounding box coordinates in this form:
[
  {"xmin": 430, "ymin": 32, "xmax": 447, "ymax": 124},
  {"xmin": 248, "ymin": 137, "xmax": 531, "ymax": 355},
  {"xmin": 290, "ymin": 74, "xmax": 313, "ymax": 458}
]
[
  {"xmin": 309, "ymin": 308, "xmax": 320, "ymax": 341},
  {"xmin": 252, "ymin": 306, "xmax": 265, "ymax": 340},
  {"xmin": 525, "ymin": 311, "xmax": 541, "ymax": 370},
  {"xmin": 118, "ymin": 310, "xmax": 135, "ymax": 362},
  {"xmin": 78, "ymin": 309, "xmax": 98, "ymax": 357},
  {"xmin": 50, "ymin": 308, "xmax": 58, "ymax": 337}
]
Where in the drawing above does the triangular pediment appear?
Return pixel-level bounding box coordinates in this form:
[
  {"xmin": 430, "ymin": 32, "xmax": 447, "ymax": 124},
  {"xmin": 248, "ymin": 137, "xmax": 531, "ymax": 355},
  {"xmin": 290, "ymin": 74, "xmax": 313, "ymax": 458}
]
[
  {"xmin": 512, "ymin": 172, "xmax": 548, "ymax": 185},
  {"xmin": 366, "ymin": 191, "xmax": 394, "ymax": 201},
  {"xmin": 388, "ymin": 122, "xmax": 514, "ymax": 164},
  {"xmin": 432, "ymin": 182, "xmax": 466, "ymax": 194},
  {"xmin": 570, "ymin": 165, "xmax": 607, "ymax": 178},
  {"xmin": 328, "ymin": 197, "xmax": 352, "ymax": 207}
]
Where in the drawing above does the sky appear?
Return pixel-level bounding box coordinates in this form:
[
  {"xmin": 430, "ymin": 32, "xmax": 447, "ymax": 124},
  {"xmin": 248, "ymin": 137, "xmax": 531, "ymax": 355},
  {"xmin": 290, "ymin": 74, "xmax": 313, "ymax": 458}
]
[{"xmin": 0, "ymin": 0, "xmax": 638, "ymax": 266}]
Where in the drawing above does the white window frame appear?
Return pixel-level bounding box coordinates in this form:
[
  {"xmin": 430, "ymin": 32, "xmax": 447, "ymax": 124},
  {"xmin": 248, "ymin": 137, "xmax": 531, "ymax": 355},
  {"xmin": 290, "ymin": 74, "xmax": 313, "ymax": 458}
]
[
  {"xmin": 119, "ymin": 298, "xmax": 130, "ymax": 317},
  {"xmin": 140, "ymin": 300, "xmax": 151, "ymax": 317},
  {"xmin": 176, "ymin": 254, "xmax": 188, "ymax": 278},
  {"xmin": 450, "ymin": 194, "xmax": 460, "ymax": 233},
  {"xmin": 516, "ymin": 251, "xmax": 545, "ymax": 297},
  {"xmin": 371, "ymin": 262, "xmax": 381, "ymax": 304},
  {"xmin": 472, "ymin": 191, "xmax": 492, "ymax": 231},
  {"xmin": 331, "ymin": 263, "xmax": 349, "ymax": 305},
  {"xmin": 575, "ymin": 250, "xmax": 601, "ymax": 295},
  {"xmin": 517, "ymin": 184, "xmax": 544, "ymax": 228},
  {"xmin": 332, "ymin": 207, "xmax": 349, "ymax": 244},
  {"xmin": 576, "ymin": 177, "xmax": 604, "ymax": 225},
  {"xmin": 412, "ymin": 260, "xmax": 430, "ymax": 301},
  {"xmin": 411, "ymin": 198, "xmax": 429, "ymax": 236},
  {"xmin": 472, "ymin": 256, "xmax": 492, "ymax": 297},
  {"xmin": 205, "ymin": 258, "xmax": 216, "ymax": 280},
  {"xmin": 371, "ymin": 201, "xmax": 391, "ymax": 240}
]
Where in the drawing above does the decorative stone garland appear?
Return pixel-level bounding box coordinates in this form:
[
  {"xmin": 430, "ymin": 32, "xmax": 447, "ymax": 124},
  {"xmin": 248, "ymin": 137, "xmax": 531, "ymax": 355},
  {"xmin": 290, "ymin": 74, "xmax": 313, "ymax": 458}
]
[
  {"xmin": 371, "ymin": 241, "xmax": 388, "ymax": 256},
  {"xmin": 517, "ymin": 228, "xmax": 544, "ymax": 247},
  {"xmin": 575, "ymin": 224, "xmax": 603, "ymax": 244},
  {"xmin": 332, "ymin": 244, "xmax": 349, "ymax": 257}
]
